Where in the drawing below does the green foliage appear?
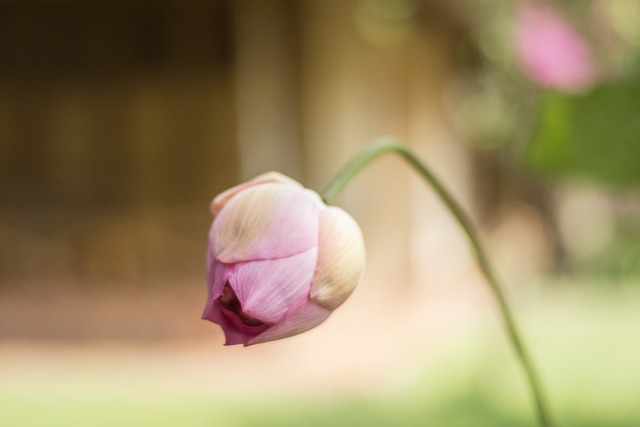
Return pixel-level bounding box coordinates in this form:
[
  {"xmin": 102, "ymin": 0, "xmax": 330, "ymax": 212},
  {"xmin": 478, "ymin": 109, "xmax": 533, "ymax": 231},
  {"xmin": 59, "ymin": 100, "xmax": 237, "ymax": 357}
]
[
  {"xmin": 527, "ymin": 80, "xmax": 640, "ymax": 186},
  {"xmin": 2, "ymin": 287, "xmax": 640, "ymax": 427},
  {"xmin": 577, "ymin": 217, "xmax": 640, "ymax": 280}
]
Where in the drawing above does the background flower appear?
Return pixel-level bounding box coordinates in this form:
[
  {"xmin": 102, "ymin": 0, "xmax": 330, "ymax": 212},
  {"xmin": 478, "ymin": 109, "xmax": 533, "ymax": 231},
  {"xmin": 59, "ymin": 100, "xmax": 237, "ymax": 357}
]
[{"xmin": 513, "ymin": 3, "xmax": 597, "ymax": 91}]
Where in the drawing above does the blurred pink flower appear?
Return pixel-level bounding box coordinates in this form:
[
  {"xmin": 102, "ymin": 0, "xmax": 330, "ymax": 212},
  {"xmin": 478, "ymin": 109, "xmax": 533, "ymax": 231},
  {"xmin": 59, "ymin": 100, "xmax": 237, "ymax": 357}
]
[
  {"xmin": 203, "ymin": 172, "xmax": 364, "ymax": 346},
  {"xmin": 514, "ymin": 3, "xmax": 597, "ymax": 91}
]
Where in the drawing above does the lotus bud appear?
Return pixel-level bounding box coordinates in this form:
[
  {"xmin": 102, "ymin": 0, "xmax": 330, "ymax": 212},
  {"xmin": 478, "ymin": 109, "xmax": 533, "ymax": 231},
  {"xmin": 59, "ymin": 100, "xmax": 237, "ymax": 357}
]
[{"xmin": 203, "ymin": 172, "xmax": 365, "ymax": 346}]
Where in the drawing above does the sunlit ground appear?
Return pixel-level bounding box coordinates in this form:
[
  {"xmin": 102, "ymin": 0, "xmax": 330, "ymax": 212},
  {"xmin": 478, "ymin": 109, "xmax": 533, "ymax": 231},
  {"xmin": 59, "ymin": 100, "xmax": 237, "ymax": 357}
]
[{"xmin": 1, "ymin": 278, "xmax": 639, "ymax": 427}]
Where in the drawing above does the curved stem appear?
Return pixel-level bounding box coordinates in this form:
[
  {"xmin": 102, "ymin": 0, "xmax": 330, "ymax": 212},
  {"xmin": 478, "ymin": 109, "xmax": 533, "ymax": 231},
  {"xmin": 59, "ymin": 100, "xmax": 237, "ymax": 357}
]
[{"xmin": 323, "ymin": 136, "xmax": 553, "ymax": 427}]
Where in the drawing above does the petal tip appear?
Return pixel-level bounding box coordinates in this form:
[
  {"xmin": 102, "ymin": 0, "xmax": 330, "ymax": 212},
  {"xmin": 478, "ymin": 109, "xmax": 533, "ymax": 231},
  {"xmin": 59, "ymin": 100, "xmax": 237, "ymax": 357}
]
[{"xmin": 211, "ymin": 172, "xmax": 303, "ymax": 216}]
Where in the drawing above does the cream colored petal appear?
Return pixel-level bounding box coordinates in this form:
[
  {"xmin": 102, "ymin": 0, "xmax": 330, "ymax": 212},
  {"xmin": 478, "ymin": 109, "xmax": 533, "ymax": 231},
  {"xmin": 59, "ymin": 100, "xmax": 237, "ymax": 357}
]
[
  {"xmin": 211, "ymin": 171, "xmax": 302, "ymax": 216},
  {"xmin": 213, "ymin": 183, "xmax": 323, "ymax": 263},
  {"xmin": 310, "ymin": 207, "xmax": 365, "ymax": 310}
]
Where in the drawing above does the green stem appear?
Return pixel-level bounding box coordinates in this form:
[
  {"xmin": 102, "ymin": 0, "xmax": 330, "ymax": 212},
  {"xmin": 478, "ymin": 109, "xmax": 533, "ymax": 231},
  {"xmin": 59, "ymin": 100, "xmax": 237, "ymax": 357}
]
[{"xmin": 322, "ymin": 137, "xmax": 553, "ymax": 427}]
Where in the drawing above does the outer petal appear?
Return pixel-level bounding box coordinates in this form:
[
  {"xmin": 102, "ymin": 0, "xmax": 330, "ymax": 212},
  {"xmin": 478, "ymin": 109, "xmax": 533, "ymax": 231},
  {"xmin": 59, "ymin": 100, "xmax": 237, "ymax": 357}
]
[
  {"xmin": 219, "ymin": 324, "xmax": 253, "ymax": 346},
  {"xmin": 211, "ymin": 172, "xmax": 302, "ymax": 215},
  {"xmin": 205, "ymin": 224, "xmax": 238, "ymax": 302},
  {"xmin": 213, "ymin": 183, "xmax": 323, "ymax": 263},
  {"xmin": 247, "ymin": 300, "xmax": 331, "ymax": 346},
  {"xmin": 229, "ymin": 248, "xmax": 317, "ymax": 325},
  {"xmin": 310, "ymin": 207, "xmax": 365, "ymax": 310},
  {"xmin": 204, "ymin": 300, "xmax": 267, "ymax": 346},
  {"xmin": 202, "ymin": 251, "xmax": 236, "ymax": 320},
  {"xmin": 203, "ymin": 224, "xmax": 240, "ymax": 321}
]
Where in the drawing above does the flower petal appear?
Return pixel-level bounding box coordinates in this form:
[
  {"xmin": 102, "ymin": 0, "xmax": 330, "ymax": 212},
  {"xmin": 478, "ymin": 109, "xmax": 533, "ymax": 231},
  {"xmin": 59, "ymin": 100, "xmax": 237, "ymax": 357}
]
[
  {"xmin": 229, "ymin": 248, "xmax": 317, "ymax": 325},
  {"xmin": 202, "ymin": 298, "xmax": 247, "ymax": 345},
  {"xmin": 247, "ymin": 300, "xmax": 331, "ymax": 346},
  {"xmin": 205, "ymin": 228, "xmax": 238, "ymax": 299},
  {"xmin": 213, "ymin": 183, "xmax": 323, "ymax": 263},
  {"xmin": 204, "ymin": 301, "xmax": 263, "ymax": 346},
  {"xmin": 203, "ymin": 230, "xmax": 238, "ymax": 320},
  {"xmin": 310, "ymin": 207, "xmax": 365, "ymax": 310},
  {"xmin": 211, "ymin": 171, "xmax": 302, "ymax": 216},
  {"xmin": 221, "ymin": 327, "xmax": 253, "ymax": 346}
]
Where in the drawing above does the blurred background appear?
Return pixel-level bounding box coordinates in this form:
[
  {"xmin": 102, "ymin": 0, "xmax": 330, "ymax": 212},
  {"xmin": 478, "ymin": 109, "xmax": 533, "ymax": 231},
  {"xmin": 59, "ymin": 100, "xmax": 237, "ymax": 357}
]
[{"xmin": 1, "ymin": 0, "xmax": 640, "ymax": 426}]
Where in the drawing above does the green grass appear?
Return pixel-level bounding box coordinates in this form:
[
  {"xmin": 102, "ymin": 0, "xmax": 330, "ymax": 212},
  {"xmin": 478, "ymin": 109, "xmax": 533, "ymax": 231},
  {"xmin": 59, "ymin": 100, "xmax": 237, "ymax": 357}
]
[{"xmin": 2, "ymin": 284, "xmax": 639, "ymax": 427}]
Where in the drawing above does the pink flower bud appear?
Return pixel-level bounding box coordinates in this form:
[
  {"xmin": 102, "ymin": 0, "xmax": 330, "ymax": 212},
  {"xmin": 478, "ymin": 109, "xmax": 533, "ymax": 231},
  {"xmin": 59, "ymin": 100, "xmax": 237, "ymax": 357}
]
[
  {"xmin": 203, "ymin": 172, "xmax": 365, "ymax": 346},
  {"xmin": 514, "ymin": 3, "xmax": 597, "ymax": 92}
]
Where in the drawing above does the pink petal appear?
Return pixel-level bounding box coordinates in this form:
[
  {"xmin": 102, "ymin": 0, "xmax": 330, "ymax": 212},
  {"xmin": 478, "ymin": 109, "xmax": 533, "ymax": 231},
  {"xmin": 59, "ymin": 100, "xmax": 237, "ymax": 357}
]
[
  {"xmin": 203, "ymin": 231, "xmax": 238, "ymax": 319},
  {"xmin": 205, "ymin": 232, "xmax": 237, "ymax": 300},
  {"xmin": 204, "ymin": 301, "xmax": 267, "ymax": 346},
  {"xmin": 220, "ymin": 328, "xmax": 252, "ymax": 346},
  {"xmin": 247, "ymin": 300, "xmax": 332, "ymax": 346},
  {"xmin": 229, "ymin": 248, "xmax": 317, "ymax": 325},
  {"xmin": 210, "ymin": 172, "xmax": 302, "ymax": 216},
  {"xmin": 213, "ymin": 183, "xmax": 323, "ymax": 263}
]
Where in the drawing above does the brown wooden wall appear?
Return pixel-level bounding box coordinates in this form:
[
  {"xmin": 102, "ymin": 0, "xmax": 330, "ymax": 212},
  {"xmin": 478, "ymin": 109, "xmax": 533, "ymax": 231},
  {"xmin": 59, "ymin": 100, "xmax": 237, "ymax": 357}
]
[
  {"xmin": 0, "ymin": 1, "xmax": 239, "ymax": 285},
  {"xmin": 0, "ymin": 0, "xmax": 479, "ymax": 290}
]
